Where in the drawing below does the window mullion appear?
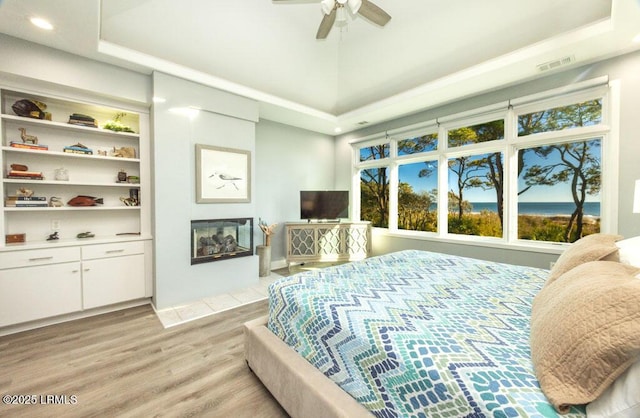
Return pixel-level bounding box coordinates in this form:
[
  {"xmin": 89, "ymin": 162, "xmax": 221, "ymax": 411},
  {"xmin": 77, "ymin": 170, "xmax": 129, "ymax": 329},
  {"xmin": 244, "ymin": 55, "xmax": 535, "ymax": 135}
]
[
  {"xmin": 505, "ymin": 105, "xmax": 518, "ymax": 243},
  {"xmin": 438, "ymin": 124, "xmax": 448, "ymax": 237},
  {"xmin": 389, "ymin": 141, "xmax": 399, "ymax": 231}
]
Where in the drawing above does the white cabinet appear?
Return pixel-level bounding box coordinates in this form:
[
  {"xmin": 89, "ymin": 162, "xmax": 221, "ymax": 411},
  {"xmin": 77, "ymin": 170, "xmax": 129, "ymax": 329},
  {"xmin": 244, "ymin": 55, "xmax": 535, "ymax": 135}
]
[
  {"xmin": 0, "ymin": 87, "xmax": 151, "ymax": 246},
  {"xmin": 0, "ymin": 241, "xmax": 149, "ymax": 329},
  {"xmin": 0, "ymin": 248, "xmax": 82, "ymax": 327},
  {"xmin": 81, "ymin": 241, "xmax": 145, "ymax": 309}
]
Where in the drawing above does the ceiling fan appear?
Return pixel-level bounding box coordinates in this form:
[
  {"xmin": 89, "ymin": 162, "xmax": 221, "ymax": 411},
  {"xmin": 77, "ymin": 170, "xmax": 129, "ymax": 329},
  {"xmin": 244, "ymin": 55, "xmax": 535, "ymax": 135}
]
[{"xmin": 275, "ymin": 0, "xmax": 391, "ymax": 39}]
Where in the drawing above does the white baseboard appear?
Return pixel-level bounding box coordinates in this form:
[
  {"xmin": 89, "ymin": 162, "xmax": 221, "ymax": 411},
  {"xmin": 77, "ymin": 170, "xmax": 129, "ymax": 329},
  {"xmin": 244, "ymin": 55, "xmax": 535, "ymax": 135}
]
[{"xmin": 0, "ymin": 298, "xmax": 152, "ymax": 337}]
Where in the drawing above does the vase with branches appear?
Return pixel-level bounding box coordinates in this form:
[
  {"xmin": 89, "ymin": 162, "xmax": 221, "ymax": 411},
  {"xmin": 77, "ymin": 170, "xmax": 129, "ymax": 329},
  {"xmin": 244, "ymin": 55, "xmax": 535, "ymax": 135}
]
[{"xmin": 259, "ymin": 218, "xmax": 277, "ymax": 246}]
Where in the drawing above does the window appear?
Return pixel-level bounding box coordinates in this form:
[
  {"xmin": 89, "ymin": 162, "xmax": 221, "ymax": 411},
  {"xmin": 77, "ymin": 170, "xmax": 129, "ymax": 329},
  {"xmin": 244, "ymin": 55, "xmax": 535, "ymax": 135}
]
[
  {"xmin": 398, "ymin": 133, "xmax": 437, "ymax": 155},
  {"xmin": 447, "ymin": 152, "xmax": 503, "ymax": 238},
  {"xmin": 360, "ymin": 143, "xmax": 389, "ymax": 161},
  {"xmin": 353, "ymin": 83, "xmax": 613, "ymax": 245},
  {"xmin": 398, "ymin": 161, "xmax": 437, "ymax": 232},
  {"xmin": 360, "ymin": 166, "xmax": 389, "ymax": 228},
  {"xmin": 516, "ymin": 98, "xmax": 603, "ymax": 243}
]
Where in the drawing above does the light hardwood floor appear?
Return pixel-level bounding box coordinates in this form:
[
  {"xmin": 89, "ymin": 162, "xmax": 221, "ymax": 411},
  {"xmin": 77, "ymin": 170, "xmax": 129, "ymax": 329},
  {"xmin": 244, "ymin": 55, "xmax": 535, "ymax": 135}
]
[{"xmin": 0, "ymin": 301, "xmax": 289, "ymax": 418}]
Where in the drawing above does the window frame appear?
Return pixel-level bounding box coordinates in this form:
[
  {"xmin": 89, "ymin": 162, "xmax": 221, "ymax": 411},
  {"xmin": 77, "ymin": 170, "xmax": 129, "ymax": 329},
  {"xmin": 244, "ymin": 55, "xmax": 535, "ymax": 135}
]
[{"xmin": 351, "ymin": 80, "xmax": 618, "ymax": 253}]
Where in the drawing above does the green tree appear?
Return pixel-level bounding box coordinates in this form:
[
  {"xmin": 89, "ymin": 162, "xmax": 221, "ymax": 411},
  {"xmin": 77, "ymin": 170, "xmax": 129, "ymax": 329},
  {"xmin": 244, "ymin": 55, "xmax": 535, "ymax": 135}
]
[
  {"xmin": 448, "ymin": 121, "xmax": 504, "ymax": 231},
  {"xmin": 360, "ymin": 166, "xmax": 389, "ymax": 228},
  {"xmin": 398, "ymin": 134, "xmax": 437, "ymax": 154},
  {"xmin": 522, "ymin": 140, "xmax": 601, "ymax": 241},
  {"xmin": 398, "ymin": 184, "xmax": 437, "ymax": 232}
]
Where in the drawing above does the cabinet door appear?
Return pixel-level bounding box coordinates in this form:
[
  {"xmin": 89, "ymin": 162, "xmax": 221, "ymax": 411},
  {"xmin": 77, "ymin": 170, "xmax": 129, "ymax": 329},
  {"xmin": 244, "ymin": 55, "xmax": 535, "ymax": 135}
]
[
  {"xmin": 0, "ymin": 263, "xmax": 82, "ymax": 327},
  {"xmin": 82, "ymin": 254, "xmax": 145, "ymax": 309}
]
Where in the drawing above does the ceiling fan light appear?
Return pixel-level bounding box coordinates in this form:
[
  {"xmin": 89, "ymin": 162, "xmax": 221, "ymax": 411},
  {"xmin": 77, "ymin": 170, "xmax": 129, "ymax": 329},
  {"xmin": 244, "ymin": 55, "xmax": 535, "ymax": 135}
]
[
  {"xmin": 335, "ymin": 6, "xmax": 348, "ymax": 26},
  {"xmin": 320, "ymin": 0, "xmax": 336, "ymax": 15},
  {"xmin": 347, "ymin": 0, "xmax": 362, "ymax": 14}
]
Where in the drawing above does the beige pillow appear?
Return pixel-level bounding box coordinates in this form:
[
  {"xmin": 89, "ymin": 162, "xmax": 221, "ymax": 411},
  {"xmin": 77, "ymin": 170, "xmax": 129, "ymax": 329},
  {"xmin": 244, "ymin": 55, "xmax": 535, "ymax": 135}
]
[
  {"xmin": 548, "ymin": 233, "xmax": 622, "ymax": 285},
  {"xmin": 531, "ymin": 261, "xmax": 640, "ymax": 413}
]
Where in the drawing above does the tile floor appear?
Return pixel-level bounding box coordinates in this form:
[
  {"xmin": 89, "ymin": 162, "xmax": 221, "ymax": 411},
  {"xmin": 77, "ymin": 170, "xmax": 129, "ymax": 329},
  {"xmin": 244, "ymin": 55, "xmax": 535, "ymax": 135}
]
[{"xmin": 153, "ymin": 272, "xmax": 283, "ymax": 328}]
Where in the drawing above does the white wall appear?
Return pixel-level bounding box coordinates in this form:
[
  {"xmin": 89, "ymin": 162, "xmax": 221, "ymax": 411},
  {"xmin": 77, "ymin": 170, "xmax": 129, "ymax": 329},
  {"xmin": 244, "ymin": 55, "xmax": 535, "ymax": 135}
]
[
  {"xmin": 152, "ymin": 72, "xmax": 260, "ymax": 309},
  {"xmin": 0, "ymin": 34, "xmax": 149, "ymax": 105},
  {"xmin": 336, "ymin": 50, "xmax": 640, "ymax": 268},
  {"xmin": 255, "ymin": 119, "xmax": 336, "ymax": 266}
]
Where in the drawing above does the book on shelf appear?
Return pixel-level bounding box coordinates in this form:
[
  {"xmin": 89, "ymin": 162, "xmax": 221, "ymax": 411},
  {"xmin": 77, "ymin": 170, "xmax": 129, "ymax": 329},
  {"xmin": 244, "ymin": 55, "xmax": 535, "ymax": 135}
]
[
  {"xmin": 9, "ymin": 141, "xmax": 49, "ymax": 151},
  {"xmin": 5, "ymin": 199, "xmax": 49, "ymax": 207},
  {"xmin": 5, "ymin": 196, "xmax": 47, "ymax": 201},
  {"xmin": 6, "ymin": 176, "xmax": 44, "ymax": 180},
  {"xmin": 63, "ymin": 146, "xmax": 93, "ymax": 155},
  {"xmin": 68, "ymin": 113, "xmax": 98, "ymax": 128},
  {"xmin": 7, "ymin": 170, "xmax": 44, "ymax": 180}
]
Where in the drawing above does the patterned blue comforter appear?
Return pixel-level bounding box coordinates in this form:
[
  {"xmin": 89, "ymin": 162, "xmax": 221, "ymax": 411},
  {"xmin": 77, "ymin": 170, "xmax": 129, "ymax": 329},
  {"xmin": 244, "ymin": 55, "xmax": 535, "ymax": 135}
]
[{"xmin": 268, "ymin": 250, "xmax": 586, "ymax": 418}]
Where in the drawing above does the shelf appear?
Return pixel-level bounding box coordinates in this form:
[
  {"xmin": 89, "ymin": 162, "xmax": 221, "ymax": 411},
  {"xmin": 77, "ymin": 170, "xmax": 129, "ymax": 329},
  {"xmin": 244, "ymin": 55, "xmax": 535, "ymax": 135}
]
[
  {"xmin": 1, "ymin": 85, "xmax": 149, "ymax": 253},
  {"xmin": 3, "ymin": 178, "xmax": 140, "ymax": 187},
  {"xmin": 1, "ymin": 146, "xmax": 140, "ymax": 163},
  {"xmin": 1, "ymin": 114, "xmax": 139, "ymax": 139},
  {"xmin": 4, "ymin": 206, "xmax": 141, "ymax": 212},
  {"xmin": 0, "ymin": 234, "xmax": 152, "ymax": 252}
]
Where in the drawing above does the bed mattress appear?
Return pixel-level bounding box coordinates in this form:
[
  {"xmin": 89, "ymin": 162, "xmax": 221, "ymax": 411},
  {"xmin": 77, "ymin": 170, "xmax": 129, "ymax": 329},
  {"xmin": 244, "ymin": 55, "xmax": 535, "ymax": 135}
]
[{"xmin": 267, "ymin": 250, "xmax": 585, "ymax": 417}]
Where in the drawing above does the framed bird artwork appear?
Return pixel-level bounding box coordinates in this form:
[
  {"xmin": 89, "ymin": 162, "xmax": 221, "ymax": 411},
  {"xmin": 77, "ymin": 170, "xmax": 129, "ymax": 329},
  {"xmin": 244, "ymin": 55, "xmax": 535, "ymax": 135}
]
[{"xmin": 195, "ymin": 144, "xmax": 251, "ymax": 203}]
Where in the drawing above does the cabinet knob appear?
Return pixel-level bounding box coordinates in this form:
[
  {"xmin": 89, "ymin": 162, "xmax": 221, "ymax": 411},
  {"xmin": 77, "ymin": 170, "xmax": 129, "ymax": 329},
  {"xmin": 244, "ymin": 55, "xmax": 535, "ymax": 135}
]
[
  {"xmin": 106, "ymin": 249, "xmax": 125, "ymax": 254},
  {"xmin": 83, "ymin": 268, "xmax": 90, "ymax": 272}
]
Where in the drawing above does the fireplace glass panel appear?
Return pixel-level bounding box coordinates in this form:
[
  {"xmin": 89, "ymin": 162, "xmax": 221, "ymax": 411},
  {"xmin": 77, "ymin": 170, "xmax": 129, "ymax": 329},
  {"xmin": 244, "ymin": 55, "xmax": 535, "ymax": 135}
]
[{"xmin": 191, "ymin": 218, "xmax": 253, "ymax": 264}]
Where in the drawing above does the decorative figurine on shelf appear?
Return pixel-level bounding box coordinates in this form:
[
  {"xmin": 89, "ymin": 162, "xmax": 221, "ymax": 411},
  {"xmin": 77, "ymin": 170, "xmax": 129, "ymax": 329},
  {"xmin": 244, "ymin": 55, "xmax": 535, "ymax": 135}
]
[
  {"xmin": 112, "ymin": 146, "xmax": 136, "ymax": 159},
  {"xmin": 54, "ymin": 167, "xmax": 69, "ymax": 181},
  {"xmin": 11, "ymin": 163, "xmax": 28, "ymax": 171},
  {"xmin": 120, "ymin": 196, "xmax": 138, "ymax": 206},
  {"xmin": 46, "ymin": 231, "xmax": 59, "ymax": 241},
  {"xmin": 67, "ymin": 195, "xmax": 103, "ymax": 206},
  {"xmin": 17, "ymin": 187, "xmax": 34, "ymax": 197},
  {"xmin": 18, "ymin": 127, "xmax": 38, "ymax": 144},
  {"xmin": 12, "ymin": 99, "xmax": 47, "ymax": 119},
  {"xmin": 259, "ymin": 218, "xmax": 278, "ymax": 246},
  {"xmin": 77, "ymin": 232, "xmax": 95, "ymax": 239},
  {"xmin": 49, "ymin": 197, "xmax": 63, "ymax": 207},
  {"xmin": 117, "ymin": 169, "xmax": 127, "ymax": 183}
]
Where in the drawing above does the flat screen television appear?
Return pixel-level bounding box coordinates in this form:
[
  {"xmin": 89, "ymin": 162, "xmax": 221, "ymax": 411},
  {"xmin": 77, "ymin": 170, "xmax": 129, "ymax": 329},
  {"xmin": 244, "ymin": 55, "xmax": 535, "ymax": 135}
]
[{"xmin": 300, "ymin": 190, "xmax": 349, "ymax": 220}]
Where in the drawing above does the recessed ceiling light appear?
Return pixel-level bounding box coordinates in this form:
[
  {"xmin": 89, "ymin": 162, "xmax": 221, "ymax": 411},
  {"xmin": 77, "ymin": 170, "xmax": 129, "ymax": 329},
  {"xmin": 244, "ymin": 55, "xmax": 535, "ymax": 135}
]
[
  {"xmin": 152, "ymin": 96, "xmax": 166, "ymax": 103},
  {"xmin": 30, "ymin": 17, "xmax": 54, "ymax": 31},
  {"xmin": 334, "ymin": 127, "xmax": 342, "ymax": 133},
  {"xmin": 633, "ymin": 33, "xmax": 640, "ymax": 43}
]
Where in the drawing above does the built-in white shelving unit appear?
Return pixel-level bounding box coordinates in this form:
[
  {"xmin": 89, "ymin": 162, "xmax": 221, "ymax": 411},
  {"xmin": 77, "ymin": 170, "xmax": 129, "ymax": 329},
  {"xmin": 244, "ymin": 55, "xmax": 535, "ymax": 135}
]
[{"xmin": 0, "ymin": 85, "xmax": 152, "ymax": 333}]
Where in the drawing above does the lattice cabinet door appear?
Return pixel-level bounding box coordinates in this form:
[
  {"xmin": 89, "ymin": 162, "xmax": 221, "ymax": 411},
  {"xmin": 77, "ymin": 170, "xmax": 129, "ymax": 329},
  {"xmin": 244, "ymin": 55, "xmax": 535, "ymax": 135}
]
[
  {"xmin": 288, "ymin": 227, "xmax": 315, "ymax": 257},
  {"xmin": 317, "ymin": 226, "xmax": 341, "ymax": 256},
  {"xmin": 343, "ymin": 224, "xmax": 370, "ymax": 257}
]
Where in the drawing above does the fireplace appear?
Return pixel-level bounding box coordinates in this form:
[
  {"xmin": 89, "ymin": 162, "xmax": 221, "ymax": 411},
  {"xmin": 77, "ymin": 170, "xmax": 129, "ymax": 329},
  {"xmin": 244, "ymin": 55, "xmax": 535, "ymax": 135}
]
[{"xmin": 191, "ymin": 218, "xmax": 253, "ymax": 264}]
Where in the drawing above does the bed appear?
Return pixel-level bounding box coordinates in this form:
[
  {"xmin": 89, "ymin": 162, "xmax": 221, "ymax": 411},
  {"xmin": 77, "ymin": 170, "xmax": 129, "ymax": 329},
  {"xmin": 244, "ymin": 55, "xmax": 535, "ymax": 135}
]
[{"xmin": 245, "ymin": 239, "xmax": 640, "ymax": 418}]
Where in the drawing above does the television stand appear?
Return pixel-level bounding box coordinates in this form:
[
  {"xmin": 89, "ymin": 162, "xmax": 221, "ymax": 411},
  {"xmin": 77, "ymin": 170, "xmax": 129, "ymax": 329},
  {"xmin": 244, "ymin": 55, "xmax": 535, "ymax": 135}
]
[{"xmin": 285, "ymin": 221, "xmax": 371, "ymax": 267}]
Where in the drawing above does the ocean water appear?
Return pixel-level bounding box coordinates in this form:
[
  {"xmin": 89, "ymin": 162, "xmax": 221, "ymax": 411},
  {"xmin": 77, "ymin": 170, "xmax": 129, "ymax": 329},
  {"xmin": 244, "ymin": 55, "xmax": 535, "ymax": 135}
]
[{"xmin": 468, "ymin": 202, "xmax": 600, "ymax": 217}]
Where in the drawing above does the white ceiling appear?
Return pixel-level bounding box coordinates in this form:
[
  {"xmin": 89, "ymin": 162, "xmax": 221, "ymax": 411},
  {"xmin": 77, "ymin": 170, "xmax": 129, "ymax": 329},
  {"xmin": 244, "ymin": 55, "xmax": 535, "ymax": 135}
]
[{"xmin": 1, "ymin": 0, "xmax": 639, "ymax": 135}]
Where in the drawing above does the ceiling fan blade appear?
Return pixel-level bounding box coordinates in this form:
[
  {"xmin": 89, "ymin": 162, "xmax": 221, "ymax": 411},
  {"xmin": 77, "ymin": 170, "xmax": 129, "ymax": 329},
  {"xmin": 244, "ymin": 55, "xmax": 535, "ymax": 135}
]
[
  {"xmin": 316, "ymin": 8, "xmax": 336, "ymax": 39},
  {"xmin": 357, "ymin": 0, "xmax": 391, "ymax": 26}
]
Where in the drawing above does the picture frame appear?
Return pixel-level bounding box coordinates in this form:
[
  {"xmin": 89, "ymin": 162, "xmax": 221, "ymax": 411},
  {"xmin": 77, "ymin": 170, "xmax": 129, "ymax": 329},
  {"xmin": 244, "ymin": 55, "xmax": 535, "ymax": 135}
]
[{"xmin": 196, "ymin": 144, "xmax": 251, "ymax": 203}]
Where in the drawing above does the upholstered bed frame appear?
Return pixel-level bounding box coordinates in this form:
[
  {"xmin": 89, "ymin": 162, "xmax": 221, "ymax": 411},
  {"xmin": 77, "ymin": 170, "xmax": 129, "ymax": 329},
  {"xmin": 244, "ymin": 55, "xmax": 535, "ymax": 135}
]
[{"xmin": 243, "ymin": 316, "xmax": 373, "ymax": 418}]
